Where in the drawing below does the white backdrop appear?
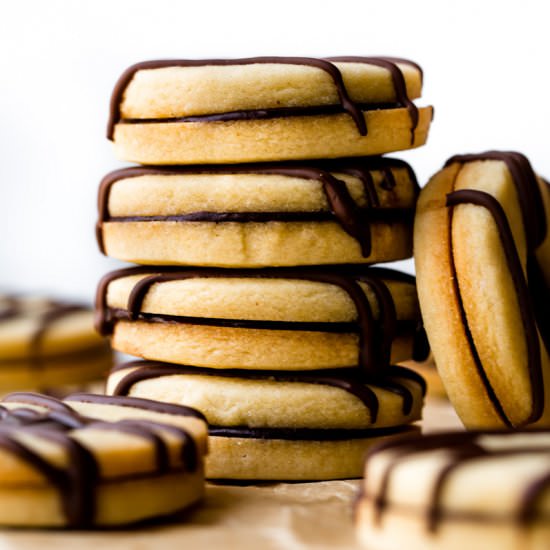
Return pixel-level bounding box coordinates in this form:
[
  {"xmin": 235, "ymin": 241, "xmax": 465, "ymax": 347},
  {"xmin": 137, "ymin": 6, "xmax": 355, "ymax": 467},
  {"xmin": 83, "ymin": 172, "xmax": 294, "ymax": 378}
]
[{"xmin": 1, "ymin": 0, "xmax": 549, "ymax": 301}]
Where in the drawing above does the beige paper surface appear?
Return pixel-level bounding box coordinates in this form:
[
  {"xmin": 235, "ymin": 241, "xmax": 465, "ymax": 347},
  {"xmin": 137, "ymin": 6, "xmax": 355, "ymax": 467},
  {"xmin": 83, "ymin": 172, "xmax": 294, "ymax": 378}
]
[{"xmin": 0, "ymin": 399, "xmax": 462, "ymax": 549}]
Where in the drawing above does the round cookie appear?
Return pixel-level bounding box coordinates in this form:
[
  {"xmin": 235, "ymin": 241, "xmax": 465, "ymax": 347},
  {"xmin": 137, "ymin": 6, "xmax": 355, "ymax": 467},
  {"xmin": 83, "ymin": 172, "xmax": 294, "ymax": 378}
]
[
  {"xmin": 0, "ymin": 392, "xmax": 207, "ymax": 527},
  {"xmin": 97, "ymin": 158, "xmax": 419, "ymax": 267},
  {"xmin": 95, "ymin": 266, "xmax": 427, "ymax": 374},
  {"xmin": 0, "ymin": 296, "xmax": 113, "ymax": 394},
  {"xmin": 414, "ymin": 151, "xmax": 550, "ymax": 429},
  {"xmin": 107, "ymin": 359, "xmax": 425, "ymax": 480},
  {"xmin": 355, "ymin": 430, "xmax": 550, "ymax": 550},
  {"xmin": 108, "ymin": 57, "xmax": 433, "ymax": 164}
]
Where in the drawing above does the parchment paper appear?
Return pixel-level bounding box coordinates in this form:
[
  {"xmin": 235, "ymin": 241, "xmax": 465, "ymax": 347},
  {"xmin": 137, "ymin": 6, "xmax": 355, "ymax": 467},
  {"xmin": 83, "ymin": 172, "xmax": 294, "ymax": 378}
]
[{"xmin": 0, "ymin": 399, "xmax": 462, "ymax": 550}]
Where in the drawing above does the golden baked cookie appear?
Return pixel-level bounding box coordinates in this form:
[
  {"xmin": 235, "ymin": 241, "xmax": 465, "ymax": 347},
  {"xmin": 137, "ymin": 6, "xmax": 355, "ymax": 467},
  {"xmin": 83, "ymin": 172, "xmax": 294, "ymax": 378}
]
[
  {"xmin": 95, "ymin": 266, "xmax": 426, "ymax": 373},
  {"xmin": 414, "ymin": 151, "xmax": 550, "ymax": 429},
  {"xmin": 97, "ymin": 158, "xmax": 418, "ymax": 267},
  {"xmin": 108, "ymin": 57, "xmax": 433, "ymax": 164},
  {"xmin": 0, "ymin": 391, "xmax": 207, "ymax": 527},
  {"xmin": 107, "ymin": 359, "xmax": 425, "ymax": 480},
  {"xmin": 0, "ymin": 296, "xmax": 112, "ymax": 394},
  {"xmin": 355, "ymin": 430, "xmax": 550, "ymax": 550}
]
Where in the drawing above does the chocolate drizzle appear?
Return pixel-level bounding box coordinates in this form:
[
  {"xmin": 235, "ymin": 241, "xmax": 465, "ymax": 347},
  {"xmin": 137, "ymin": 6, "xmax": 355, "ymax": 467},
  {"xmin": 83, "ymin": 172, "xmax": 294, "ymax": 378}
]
[
  {"xmin": 110, "ymin": 360, "xmax": 426, "ymax": 423},
  {"xmin": 364, "ymin": 430, "xmax": 550, "ymax": 531},
  {"xmin": 95, "ymin": 158, "xmax": 418, "ymax": 259},
  {"xmin": 107, "ymin": 56, "xmax": 422, "ymax": 142},
  {"xmin": 444, "ymin": 151, "xmax": 549, "ymax": 426},
  {"xmin": 95, "ymin": 266, "xmax": 418, "ymax": 377},
  {"xmin": 445, "ymin": 152, "xmax": 546, "ymax": 249},
  {"xmin": 208, "ymin": 424, "xmax": 417, "ymax": 442},
  {"xmin": 0, "ymin": 392, "xmax": 202, "ymax": 527}
]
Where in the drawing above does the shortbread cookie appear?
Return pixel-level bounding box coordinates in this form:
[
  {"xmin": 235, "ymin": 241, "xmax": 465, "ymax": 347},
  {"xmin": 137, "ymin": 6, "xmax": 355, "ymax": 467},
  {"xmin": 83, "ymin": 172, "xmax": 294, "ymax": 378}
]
[
  {"xmin": 97, "ymin": 158, "xmax": 418, "ymax": 267},
  {"xmin": 415, "ymin": 151, "xmax": 550, "ymax": 428},
  {"xmin": 0, "ymin": 392, "xmax": 207, "ymax": 527},
  {"xmin": 107, "ymin": 359, "xmax": 425, "ymax": 480},
  {"xmin": 108, "ymin": 57, "xmax": 433, "ymax": 164},
  {"xmin": 96, "ymin": 266, "xmax": 426, "ymax": 374},
  {"xmin": 356, "ymin": 430, "xmax": 550, "ymax": 550},
  {"xmin": 0, "ymin": 296, "xmax": 112, "ymax": 393}
]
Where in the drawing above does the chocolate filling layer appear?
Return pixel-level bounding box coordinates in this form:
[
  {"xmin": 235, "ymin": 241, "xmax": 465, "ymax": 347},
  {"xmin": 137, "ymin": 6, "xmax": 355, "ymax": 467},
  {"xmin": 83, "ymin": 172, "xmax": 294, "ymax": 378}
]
[{"xmin": 209, "ymin": 424, "xmax": 416, "ymax": 441}]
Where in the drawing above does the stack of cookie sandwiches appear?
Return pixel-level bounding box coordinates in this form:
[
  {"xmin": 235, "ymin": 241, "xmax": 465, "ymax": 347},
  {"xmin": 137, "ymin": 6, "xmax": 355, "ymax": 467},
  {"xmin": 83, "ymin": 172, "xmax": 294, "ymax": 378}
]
[
  {"xmin": 96, "ymin": 57, "xmax": 434, "ymax": 480},
  {"xmin": 0, "ymin": 295, "xmax": 112, "ymax": 395}
]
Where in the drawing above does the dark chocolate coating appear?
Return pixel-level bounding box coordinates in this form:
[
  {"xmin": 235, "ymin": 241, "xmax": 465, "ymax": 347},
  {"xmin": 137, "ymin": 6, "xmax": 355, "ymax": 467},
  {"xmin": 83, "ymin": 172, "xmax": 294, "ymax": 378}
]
[
  {"xmin": 0, "ymin": 392, "xmax": 203, "ymax": 527},
  {"xmin": 95, "ymin": 266, "xmax": 420, "ymax": 376},
  {"xmin": 107, "ymin": 56, "xmax": 422, "ymax": 142},
  {"xmin": 95, "ymin": 158, "xmax": 418, "ymax": 259}
]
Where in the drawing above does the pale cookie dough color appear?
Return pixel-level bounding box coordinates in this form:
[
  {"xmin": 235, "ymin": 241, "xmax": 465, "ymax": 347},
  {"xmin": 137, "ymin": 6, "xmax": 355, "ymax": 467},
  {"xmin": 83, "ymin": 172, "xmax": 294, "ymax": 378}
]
[
  {"xmin": 0, "ymin": 392, "xmax": 207, "ymax": 527},
  {"xmin": 0, "ymin": 296, "xmax": 112, "ymax": 393},
  {"xmin": 95, "ymin": 266, "xmax": 428, "ymax": 373},
  {"xmin": 108, "ymin": 57, "xmax": 433, "ymax": 164},
  {"xmin": 97, "ymin": 158, "xmax": 418, "ymax": 267},
  {"xmin": 415, "ymin": 151, "xmax": 550, "ymax": 429},
  {"xmin": 107, "ymin": 359, "xmax": 426, "ymax": 480},
  {"xmin": 355, "ymin": 430, "xmax": 550, "ymax": 550}
]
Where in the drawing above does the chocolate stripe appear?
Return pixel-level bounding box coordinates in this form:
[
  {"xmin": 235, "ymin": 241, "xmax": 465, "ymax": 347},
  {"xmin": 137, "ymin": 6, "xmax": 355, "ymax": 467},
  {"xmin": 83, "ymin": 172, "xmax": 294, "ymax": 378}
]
[
  {"xmin": 208, "ymin": 424, "xmax": 415, "ymax": 441},
  {"xmin": 445, "ymin": 151, "xmax": 546, "ymax": 249},
  {"xmin": 106, "ymin": 208, "xmax": 414, "ymax": 224},
  {"xmin": 119, "ymin": 102, "xmax": 397, "ymax": 124},
  {"xmin": 327, "ymin": 57, "xmax": 419, "ymax": 143}
]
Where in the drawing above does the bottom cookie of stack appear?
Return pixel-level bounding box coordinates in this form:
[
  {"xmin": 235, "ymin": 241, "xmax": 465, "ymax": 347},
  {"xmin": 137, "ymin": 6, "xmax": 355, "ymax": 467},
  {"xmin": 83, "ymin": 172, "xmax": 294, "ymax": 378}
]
[{"xmin": 107, "ymin": 360, "xmax": 426, "ymax": 480}]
